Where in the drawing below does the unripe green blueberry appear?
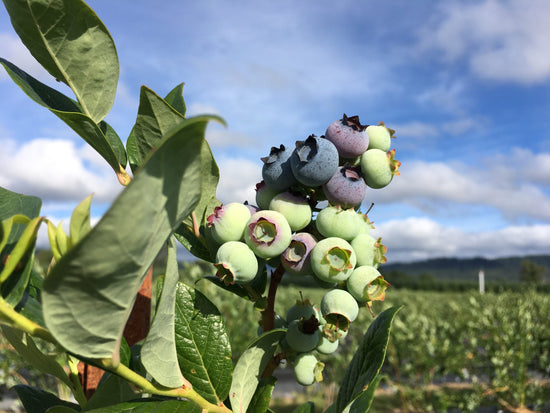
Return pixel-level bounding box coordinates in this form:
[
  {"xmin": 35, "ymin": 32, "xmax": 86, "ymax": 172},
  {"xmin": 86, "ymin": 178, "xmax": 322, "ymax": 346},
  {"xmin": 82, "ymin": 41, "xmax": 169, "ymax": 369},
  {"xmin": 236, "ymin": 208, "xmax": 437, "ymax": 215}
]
[
  {"xmin": 269, "ymin": 191, "xmax": 312, "ymax": 231},
  {"xmin": 214, "ymin": 241, "xmax": 258, "ymax": 285},
  {"xmin": 316, "ymin": 330, "xmax": 339, "ymax": 354},
  {"xmin": 281, "ymin": 232, "xmax": 317, "ymax": 275},
  {"xmin": 350, "ymin": 233, "xmax": 387, "ymax": 267},
  {"xmin": 293, "ymin": 353, "xmax": 324, "ymax": 386},
  {"xmin": 286, "ymin": 298, "xmax": 320, "ymax": 323},
  {"xmin": 244, "ymin": 210, "xmax": 292, "ymax": 259},
  {"xmin": 356, "ymin": 212, "xmax": 375, "ymax": 235},
  {"xmin": 315, "ymin": 205, "xmax": 361, "ymax": 241},
  {"xmin": 360, "ymin": 148, "xmax": 401, "ymax": 189},
  {"xmin": 366, "ymin": 122, "xmax": 394, "ymax": 152},
  {"xmin": 320, "ymin": 289, "xmax": 359, "ymax": 341},
  {"xmin": 206, "ymin": 203, "xmax": 251, "ymax": 244},
  {"xmin": 310, "ymin": 237, "xmax": 356, "ymax": 283},
  {"xmin": 346, "ymin": 265, "xmax": 390, "ymax": 304},
  {"xmin": 257, "ymin": 314, "xmax": 287, "ymax": 336},
  {"xmin": 285, "ymin": 318, "xmax": 321, "ymax": 353},
  {"xmin": 255, "ymin": 181, "xmax": 281, "ymax": 210}
]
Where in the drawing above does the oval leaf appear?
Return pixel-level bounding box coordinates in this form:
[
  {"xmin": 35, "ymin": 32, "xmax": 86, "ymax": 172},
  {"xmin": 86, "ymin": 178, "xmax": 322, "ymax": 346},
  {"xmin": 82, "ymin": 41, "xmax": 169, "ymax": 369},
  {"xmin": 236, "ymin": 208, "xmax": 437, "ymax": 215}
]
[
  {"xmin": 3, "ymin": 0, "xmax": 119, "ymax": 122},
  {"xmin": 42, "ymin": 116, "xmax": 215, "ymax": 359},
  {"xmin": 140, "ymin": 238, "xmax": 184, "ymax": 388},
  {"xmin": 0, "ymin": 59, "xmax": 126, "ymax": 174},
  {"xmin": 229, "ymin": 329, "xmax": 286, "ymax": 413},
  {"xmin": 13, "ymin": 384, "xmax": 81, "ymax": 413},
  {"xmin": 335, "ymin": 305, "xmax": 403, "ymax": 412},
  {"xmin": 174, "ymin": 282, "xmax": 233, "ymax": 405}
]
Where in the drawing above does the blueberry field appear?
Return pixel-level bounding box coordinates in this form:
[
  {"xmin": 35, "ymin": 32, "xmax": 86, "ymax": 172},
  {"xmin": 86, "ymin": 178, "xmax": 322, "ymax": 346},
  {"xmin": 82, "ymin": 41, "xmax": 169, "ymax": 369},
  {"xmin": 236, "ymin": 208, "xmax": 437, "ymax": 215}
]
[
  {"xmin": 1, "ymin": 260, "xmax": 548, "ymax": 412},
  {"xmin": 183, "ymin": 262, "xmax": 550, "ymax": 412}
]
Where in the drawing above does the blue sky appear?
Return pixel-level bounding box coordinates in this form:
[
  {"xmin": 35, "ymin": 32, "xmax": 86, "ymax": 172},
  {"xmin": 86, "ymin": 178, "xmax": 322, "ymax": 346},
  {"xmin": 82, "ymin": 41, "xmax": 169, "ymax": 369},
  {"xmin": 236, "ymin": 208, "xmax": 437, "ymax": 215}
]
[{"xmin": 1, "ymin": 0, "xmax": 549, "ymax": 263}]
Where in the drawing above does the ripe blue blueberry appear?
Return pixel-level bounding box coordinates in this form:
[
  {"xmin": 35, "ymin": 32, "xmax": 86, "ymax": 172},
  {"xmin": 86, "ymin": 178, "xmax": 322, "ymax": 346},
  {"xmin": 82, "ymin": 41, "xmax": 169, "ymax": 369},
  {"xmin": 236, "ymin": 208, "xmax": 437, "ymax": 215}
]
[
  {"xmin": 261, "ymin": 144, "xmax": 297, "ymax": 191},
  {"xmin": 324, "ymin": 114, "xmax": 369, "ymax": 158},
  {"xmin": 323, "ymin": 165, "xmax": 367, "ymax": 209},
  {"xmin": 290, "ymin": 135, "xmax": 339, "ymax": 187}
]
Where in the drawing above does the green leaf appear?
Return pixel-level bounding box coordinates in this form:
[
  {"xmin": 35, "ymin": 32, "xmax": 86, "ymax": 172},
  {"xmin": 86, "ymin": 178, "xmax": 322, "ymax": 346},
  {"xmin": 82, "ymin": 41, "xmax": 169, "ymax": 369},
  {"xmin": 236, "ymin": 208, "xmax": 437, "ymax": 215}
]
[
  {"xmin": 341, "ymin": 374, "xmax": 384, "ymax": 413},
  {"xmin": 229, "ymin": 329, "xmax": 286, "ymax": 413},
  {"xmin": 247, "ymin": 376, "xmax": 277, "ymax": 413},
  {"xmin": 2, "ymin": 0, "xmax": 119, "ymax": 122},
  {"xmin": 0, "ymin": 187, "xmax": 41, "ymax": 239},
  {"xmin": 292, "ymin": 402, "xmax": 315, "ymax": 413},
  {"xmin": 335, "ymin": 305, "xmax": 403, "ymax": 412},
  {"xmin": 140, "ymin": 238, "xmax": 184, "ymax": 388},
  {"xmin": 164, "ymin": 83, "xmax": 187, "ymax": 116},
  {"xmin": 13, "ymin": 384, "xmax": 81, "ymax": 413},
  {"xmin": 0, "ymin": 59, "xmax": 127, "ymax": 177},
  {"xmin": 0, "ymin": 216, "xmax": 44, "ymax": 284},
  {"xmin": 83, "ymin": 400, "xmax": 201, "ymax": 413},
  {"xmin": 42, "ymin": 116, "xmax": 219, "ymax": 359},
  {"xmin": 133, "ymin": 86, "xmax": 186, "ymax": 166},
  {"xmin": 1, "ymin": 326, "xmax": 73, "ymax": 388},
  {"xmin": 69, "ymin": 194, "xmax": 93, "ymax": 246},
  {"xmin": 0, "ymin": 188, "xmax": 42, "ymax": 307},
  {"xmin": 126, "ymin": 127, "xmax": 140, "ymax": 174},
  {"xmin": 174, "ymin": 282, "xmax": 233, "ymax": 404},
  {"xmin": 84, "ymin": 373, "xmax": 136, "ymax": 411}
]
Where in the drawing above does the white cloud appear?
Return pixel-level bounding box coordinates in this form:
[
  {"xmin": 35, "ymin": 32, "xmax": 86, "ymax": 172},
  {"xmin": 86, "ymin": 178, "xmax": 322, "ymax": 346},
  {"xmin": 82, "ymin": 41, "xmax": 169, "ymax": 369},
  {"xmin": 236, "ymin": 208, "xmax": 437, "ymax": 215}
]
[
  {"xmin": 417, "ymin": 0, "xmax": 550, "ymax": 84},
  {"xmin": 368, "ymin": 148, "xmax": 550, "ymax": 222},
  {"xmin": 0, "ymin": 32, "xmax": 71, "ymax": 92},
  {"xmin": 0, "ymin": 138, "xmax": 122, "ymax": 203},
  {"xmin": 393, "ymin": 117, "xmax": 483, "ymax": 140},
  {"xmin": 376, "ymin": 217, "xmax": 550, "ymax": 262},
  {"xmin": 215, "ymin": 157, "xmax": 261, "ymax": 205}
]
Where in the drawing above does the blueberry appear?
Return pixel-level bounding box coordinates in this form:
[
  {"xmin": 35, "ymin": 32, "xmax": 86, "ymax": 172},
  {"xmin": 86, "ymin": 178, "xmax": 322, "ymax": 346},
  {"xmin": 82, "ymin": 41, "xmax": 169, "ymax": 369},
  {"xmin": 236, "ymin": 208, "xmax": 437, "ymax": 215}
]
[
  {"xmin": 360, "ymin": 148, "xmax": 401, "ymax": 189},
  {"xmin": 286, "ymin": 317, "xmax": 321, "ymax": 353},
  {"xmin": 324, "ymin": 114, "xmax": 369, "ymax": 158},
  {"xmin": 281, "ymin": 232, "xmax": 317, "ymax": 275},
  {"xmin": 366, "ymin": 121, "xmax": 394, "ymax": 152},
  {"xmin": 214, "ymin": 241, "xmax": 258, "ymax": 285},
  {"xmin": 290, "ymin": 135, "xmax": 339, "ymax": 187},
  {"xmin": 206, "ymin": 202, "xmax": 251, "ymax": 244},
  {"xmin": 320, "ymin": 289, "xmax": 359, "ymax": 341},
  {"xmin": 350, "ymin": 233, "xmax": 387, "ymax": 267},
  {"xmin": 244, "ymin": 210, "xmax": 292, "ymax": 258},
  {"xmin": 269, "ymin": 191, "xmax": 312, "ymax": 231},
  {"xmin": 261, "ymin": 144, "xmax": 297, "ymax": 191},
  {"xmin": 323, "ymin": 165, "xmax": 367, "ymax": 209},
  {"xmin": 293, "ymin": 353, "xmax": 324, "ymax": 386},
  {"xmin": 310, "ymin": 236, "xmax": 357, "ymax": 283},
  {"xmin": 255, "ymin": 181, "xmax": 281, "ymax": 210},
  {"xmin": 315, "ymin": 205, "xmax": 361, "ymax": 241},
  {"xmin": 346, "ymin": 265, "xmax": 390, "ymax": 304}
]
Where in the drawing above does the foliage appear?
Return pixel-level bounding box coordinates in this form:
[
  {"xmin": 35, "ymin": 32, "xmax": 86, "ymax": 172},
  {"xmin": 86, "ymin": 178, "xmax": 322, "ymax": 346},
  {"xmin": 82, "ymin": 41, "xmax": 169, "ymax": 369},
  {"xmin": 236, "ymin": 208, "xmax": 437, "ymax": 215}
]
[
  {"xmin": 520, "ymin": 259, "xmax": 546, "ymax": 284},
  {"xmin": 0, "ymin": 1, "xmax": 400, "ymax": 412}
]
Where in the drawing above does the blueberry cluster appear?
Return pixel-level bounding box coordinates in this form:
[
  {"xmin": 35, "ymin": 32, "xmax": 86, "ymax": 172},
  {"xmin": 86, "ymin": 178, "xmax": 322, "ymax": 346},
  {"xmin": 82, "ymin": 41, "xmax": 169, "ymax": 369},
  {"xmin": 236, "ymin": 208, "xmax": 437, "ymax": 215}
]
[{"xmin": 206, "ymin": 114, "xmax": 398, "ymax": 386}]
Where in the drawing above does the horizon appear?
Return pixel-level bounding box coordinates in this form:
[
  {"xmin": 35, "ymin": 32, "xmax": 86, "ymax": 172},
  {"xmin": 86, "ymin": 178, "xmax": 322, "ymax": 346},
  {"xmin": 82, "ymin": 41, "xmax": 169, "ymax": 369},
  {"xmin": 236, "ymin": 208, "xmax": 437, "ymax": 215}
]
[{"xmin": 1, "ymin": 0, "xmax": 550, "ymax": 264}]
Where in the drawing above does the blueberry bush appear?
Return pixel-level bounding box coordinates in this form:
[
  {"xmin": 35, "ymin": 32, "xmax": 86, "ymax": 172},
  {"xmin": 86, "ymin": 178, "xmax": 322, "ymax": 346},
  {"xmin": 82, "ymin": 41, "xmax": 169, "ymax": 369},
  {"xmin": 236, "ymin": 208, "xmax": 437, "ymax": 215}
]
[{"xmin": 0, "ymin": 1, "xmax": 403, "ymax": 411}]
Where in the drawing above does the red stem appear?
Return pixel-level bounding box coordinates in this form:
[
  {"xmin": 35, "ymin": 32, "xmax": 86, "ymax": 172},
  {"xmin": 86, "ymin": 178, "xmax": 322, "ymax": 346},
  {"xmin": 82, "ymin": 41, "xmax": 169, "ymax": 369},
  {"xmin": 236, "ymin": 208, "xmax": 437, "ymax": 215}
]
[{"xmin": 262, "ymin": 264, "xmax": 285, "ymax": 331}]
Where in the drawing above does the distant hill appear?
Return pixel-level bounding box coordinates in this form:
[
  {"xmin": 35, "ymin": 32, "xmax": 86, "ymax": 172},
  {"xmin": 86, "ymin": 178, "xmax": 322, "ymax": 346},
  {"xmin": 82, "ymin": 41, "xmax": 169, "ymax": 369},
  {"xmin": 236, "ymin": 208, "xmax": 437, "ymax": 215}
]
[{"xmin": 379, "ymin": 255, "xmax": 550, "ymax": 283}]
